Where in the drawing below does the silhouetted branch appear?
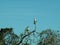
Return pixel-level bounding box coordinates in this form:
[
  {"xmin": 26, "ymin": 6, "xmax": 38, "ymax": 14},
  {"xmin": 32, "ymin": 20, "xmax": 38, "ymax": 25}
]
[{"xmin": 17, "ymin": 30, "xmax": 36, "ymax": 45}]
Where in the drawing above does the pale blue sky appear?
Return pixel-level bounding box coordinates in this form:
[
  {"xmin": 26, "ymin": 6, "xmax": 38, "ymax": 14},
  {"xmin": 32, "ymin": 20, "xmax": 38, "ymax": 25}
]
[{"xmin": 0, "ymin": 0, "xmax": 60, "ymax": 34}]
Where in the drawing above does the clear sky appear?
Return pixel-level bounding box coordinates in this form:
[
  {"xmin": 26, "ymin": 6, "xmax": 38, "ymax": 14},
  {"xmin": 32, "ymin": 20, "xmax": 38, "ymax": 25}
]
[{"xmin": 0, "ymin": 0, "xmax": 60, "ymax": 34}]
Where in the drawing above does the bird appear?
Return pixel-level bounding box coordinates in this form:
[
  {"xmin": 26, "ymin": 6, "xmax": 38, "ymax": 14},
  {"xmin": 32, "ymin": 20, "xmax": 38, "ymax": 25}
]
[
  {"xmin": 24, "ymin": 26, "xmax": 30, "ymax": 35},
  {"xmin": 34, "ymin": 18, "xmax": 37, "ymax": 25}
]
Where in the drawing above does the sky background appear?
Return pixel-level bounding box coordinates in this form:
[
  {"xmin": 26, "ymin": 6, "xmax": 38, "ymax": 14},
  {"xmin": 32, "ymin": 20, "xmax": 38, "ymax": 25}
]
[{"xmin": 0, "ymin": 0, "xmax": 60, "ymax": 35}]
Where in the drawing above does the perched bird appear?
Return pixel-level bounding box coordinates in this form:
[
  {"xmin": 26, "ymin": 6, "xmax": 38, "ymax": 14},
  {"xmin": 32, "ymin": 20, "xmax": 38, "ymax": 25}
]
[
  {"xmin": 34, "ymin": 18, "xmax": 37, "ymax": 25},
  {"xmin": 24, "ymin": 26, "xmax": 30, "ymax": 35},
  {"xmin": 34, "ymin": 18, "xmax": 37, "ymax": 31}
]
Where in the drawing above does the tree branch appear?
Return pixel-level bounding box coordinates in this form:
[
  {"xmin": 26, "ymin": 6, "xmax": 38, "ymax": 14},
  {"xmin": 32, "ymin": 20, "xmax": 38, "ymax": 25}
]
[{"xmin": 17, "ymin": 30, "xmax": 36, "ymax": 45}]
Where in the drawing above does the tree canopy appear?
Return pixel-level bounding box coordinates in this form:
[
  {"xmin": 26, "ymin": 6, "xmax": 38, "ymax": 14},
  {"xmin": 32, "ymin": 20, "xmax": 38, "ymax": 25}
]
[{"xmin": 0, "ymin": 28, "xmax": 60, "ymax": 45}]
